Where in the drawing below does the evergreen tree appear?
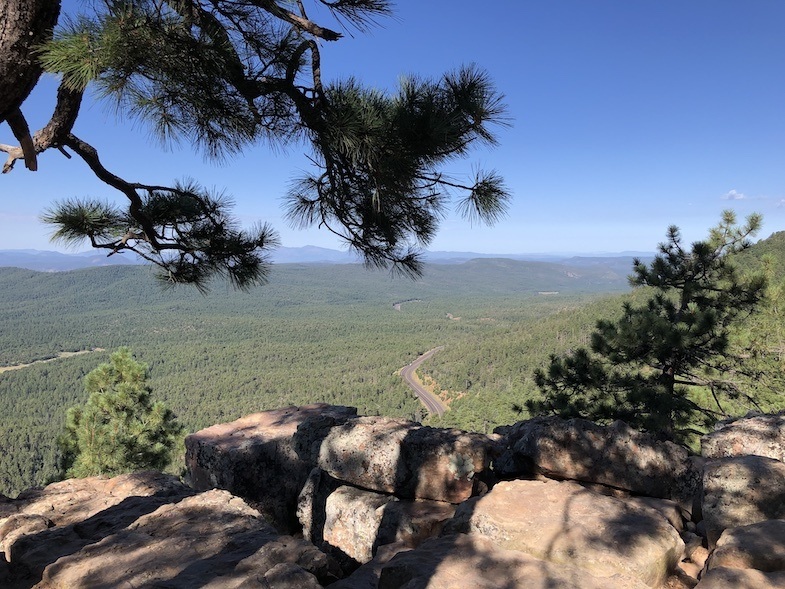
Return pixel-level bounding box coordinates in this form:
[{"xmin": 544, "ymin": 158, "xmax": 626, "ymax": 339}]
[
  {"xmin": 1, "ymin": 1, "xmax": 510, "ymax": 289},
  {"xmin": 530, "ymin": 211, "xmax": 768, "ymax": 442},
  {"xmin": 59, "ymin": 348, "xmax": 183, "ymax": 477}
]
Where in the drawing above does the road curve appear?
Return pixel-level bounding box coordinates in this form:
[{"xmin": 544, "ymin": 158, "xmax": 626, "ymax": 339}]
[{"xmin": 400, "ymin": 346, "xmax": 447, "ymax": 417}]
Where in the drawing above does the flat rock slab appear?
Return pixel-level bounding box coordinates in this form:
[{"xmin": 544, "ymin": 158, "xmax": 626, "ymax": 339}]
[
  {"xmin": 185, "ymin": 403, "xmax": 357, "ymax": 530},
  {"xmin": 709, "ymin": 519, "xmax": 785, "ymax": 572},
  {"xmin": 448, "ymin": 478, "xmax": 683, "ymax": 587},
  {"xmin": 695, "ymin": 566, "xmax": 785, "ymax": 588},
  {"xmin": 0, "ymin": 471, "xmax": 191, "ymax": 560},
  {"xmin": 703, "ymin": 413, "xmax": 785, "ymax": 462},
  {"xmin": 1, "ymin": 473, "xmax": 337, "ymax": 588},
  {"xmin": 702, "ymin": 455, "xmax": 785, "ymax": 548},
  {"xmin": 30, "ymin": 489, "xmax": 333, "ymax": 588},
  {"xmin": 376, "ymin": 534, "xmax": 651, "ymax": 589},
  {"xmin": 317, "ymin": 416, "xmax": 497, "ymax": 503}
]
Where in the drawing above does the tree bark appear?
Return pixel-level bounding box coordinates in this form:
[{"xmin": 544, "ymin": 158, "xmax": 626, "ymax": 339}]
[
  {"xmin": 0, "ymin": 0, "xmax": 61, "ymax": 120},
  {"xmin": 0, "ymin": 0, "xmax": 61, "ymax": 170}
]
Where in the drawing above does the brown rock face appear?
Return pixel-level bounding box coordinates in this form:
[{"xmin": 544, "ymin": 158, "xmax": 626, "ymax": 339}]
[
  {"xmin": 702, "ymin": 412, "xmax": 785, "ymax": 462},
  {"xmin": 702, "ymin": 455, "xmax": 785, "ymax": 548},
  {"xmin": 695, "ymin": 566, "xmax": 785, "ymax": 588},
  {"xmin": 495, "ymin": 417, "xmax": 702, "ymax": 513},
  {"xmin": 709, "ymin": 519, "xmax": 785, "ymax": 572},
  {"xmin": 377, "ymin": 534, "xmax": 651, "ymax": 589},
  {"xmin": 317, "ymin": 416, "xmax": 498, "ymax": 503},
  {"xmin": 447, "ymin": 478, "xmax": 684, "ymax": 587},
  {"xmin": 185, "ymin": 403, "xmax": 357, "ymax": 531}
]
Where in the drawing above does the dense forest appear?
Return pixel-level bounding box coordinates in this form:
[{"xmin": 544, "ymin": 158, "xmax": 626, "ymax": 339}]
[
  {"xmin": 1, "ymin": 233, "xmax": 783, "ymax": 495},
  {"xmin": 425, "ymin": 231, "xmax": 785, "ymax": 437},
  {"xmin": 0, "ymin": 256, "xmax": 630, "ymax": 496}
]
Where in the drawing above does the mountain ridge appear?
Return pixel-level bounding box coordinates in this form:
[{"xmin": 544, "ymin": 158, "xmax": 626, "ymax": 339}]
[{"xmin": 0, "ymin": 246, "xmax": 654, "ymax": 273}]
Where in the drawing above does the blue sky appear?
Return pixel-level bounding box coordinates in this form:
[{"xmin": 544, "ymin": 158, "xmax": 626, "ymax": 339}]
[{"xmin": 2, "ymin": 0, "xmax": 784, "ymax": 254}]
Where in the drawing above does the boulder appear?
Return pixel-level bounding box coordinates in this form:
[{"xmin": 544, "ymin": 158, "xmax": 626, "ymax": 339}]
[
  {"xmin": 319, "ymin": 485, "xmax": 455, "ymax": 565},
  {"xmin": 695, "ymin": 566, "xmax": 785, "ymax": 588},
  {"xmin": 30, "ymin": 489, "xmax": 335, "ymax": 588},
  {"xmin": 1, "ymin": 471, "xmax": 192, "ymax": 562},
  {"xmin": 702, "ymin": 455, "xmax": 785, "ymax": 548},
  {"xmin": 0, "ymin": 473, "xmax": 339, "ymax": 588},
  {"xmin": 495, "ymin": 416, "xmax": 702, "ymax": 513},
  {"xmin": 708, "ymin": 519, "xmax": 785, "ymax": 572},
  {"xmin": 447, "ymin": 478, "xmax": 684, "ymax": 587},
  {"xmin": 185, "ymin": 404, "xmax": 357, "ymax": 531},
  {"xmin": 376, "ymin": 534, "xmax": 651, "ymax": 589},
  {"xmin": 317, "ymin": 416, "xmax": 498, "ymax": 503},
  {"xmin": 702, "ymin": 412, "xmax": 785, "ymax": 462}
]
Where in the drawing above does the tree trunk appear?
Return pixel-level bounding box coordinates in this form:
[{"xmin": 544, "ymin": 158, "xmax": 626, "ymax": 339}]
[{"xmin": 0, "ymin": 0, "xmax": 60, "ymax": 121}]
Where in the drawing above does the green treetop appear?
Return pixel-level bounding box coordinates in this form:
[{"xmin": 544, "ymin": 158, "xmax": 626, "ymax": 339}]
[
  {"xmin": 59, "ymin": 348, "xmax": 183, "ymax": 478},
  {"xmin": 530, "ymin": 211, "xmax": 768, "ymax": 443}
]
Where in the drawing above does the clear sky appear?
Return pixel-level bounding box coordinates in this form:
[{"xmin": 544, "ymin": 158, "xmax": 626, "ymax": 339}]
[{"xmin": 2, "ymin": 0, "xmax": 784, "ymax": 254}]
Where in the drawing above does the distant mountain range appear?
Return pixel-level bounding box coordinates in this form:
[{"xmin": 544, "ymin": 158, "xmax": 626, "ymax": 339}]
[{"xmin": 0, "ymin": 247, "xmax": 654, "ymax": 273}]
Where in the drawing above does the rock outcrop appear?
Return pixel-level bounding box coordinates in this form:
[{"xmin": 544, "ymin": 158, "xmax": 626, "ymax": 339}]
[
  {"xmin": 702, "ymin": 412, "xmax": 785, "ymax": 462},
  {"xmin": 375, "ymin": 534, "xmax": 652, "ymax": 589},
  {"xmin": 316, "ymin": 416, "xmax": 498, "ymax": 503},
  {"xmin": 0, "ymin": 471, "xmax": 338, "ymax": 588},
  {"xmin": 495, "ymin": 416, "xmax": 702, "ymax": 513},
  {"xmin": 185, "ymin": 403, "xmax": 357, "ymax": 531},
  {"xmin": 5, "ymin": 404, "xmax": 785, "ymax": 588}
]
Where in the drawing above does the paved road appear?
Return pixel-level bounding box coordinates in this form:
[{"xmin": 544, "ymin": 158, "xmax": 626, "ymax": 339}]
[{"xmin": 400, "ymin": 346, "xmax": 447, "ymax": 417}]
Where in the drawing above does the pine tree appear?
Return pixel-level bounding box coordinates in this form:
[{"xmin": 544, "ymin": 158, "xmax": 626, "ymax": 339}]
[
  {"xmin": 59, "ymin": 348, "xmax": 183, "ymax": 477},
  {"xmin": 530, "ymin": 211, "xmax": 768, "ymax": 443}
]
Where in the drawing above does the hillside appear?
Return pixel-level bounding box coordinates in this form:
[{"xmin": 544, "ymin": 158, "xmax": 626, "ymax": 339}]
[
  {"xmin": 424, "ymin": 230, "xmax": 785, "ymax": 432},
  {"xmin": 0, "ymin": 258, "xmax": 628, "ymax": 496},
  {"xmin": 1, "ymin": 230, "xmax": 781, "ymax": 497}
]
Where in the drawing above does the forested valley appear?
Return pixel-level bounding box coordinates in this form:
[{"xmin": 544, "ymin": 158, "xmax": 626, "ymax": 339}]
[{"xmin": 1, "ymin": 233, "xmax": 783, "ymax": 496}]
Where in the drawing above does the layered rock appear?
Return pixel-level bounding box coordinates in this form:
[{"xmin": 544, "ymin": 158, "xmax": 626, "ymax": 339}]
[
  {"xmin": 17, "ymin": 405, "xmax": 785, "ymax": 588},
  {"xmin": 447, "ymin": 478, "xmax": 684, "ymax": 587},
  {"xmin": 695, "ymin": 567, "xmax": 785, "ymax": 588},
  {"xmin": 36, "ymin": 490, "xmax": 333, "ymax": 588},
  {"xmin": 1, "ymin": 471, "xmax": 192, "ymax": 563},
  {"xmin": 323, "ymin": 485, "xmax": 454, "ymax": 564}
]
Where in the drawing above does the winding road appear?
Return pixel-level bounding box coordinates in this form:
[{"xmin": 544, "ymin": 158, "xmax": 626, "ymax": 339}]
[{"xmin": 400, "ymin": 346, "xmax": 447, "ymax": 417}]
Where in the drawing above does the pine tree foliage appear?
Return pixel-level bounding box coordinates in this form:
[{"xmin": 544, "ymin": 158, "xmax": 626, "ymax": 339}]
[
  {"xmin": 58, "ymin": 347, "xmax": 183, "ymax": 478},
  {"xmin": 2, "ymin": 0, "xmax": 511, "ymax": 287},
  {"xmin": 530, "ymin": 211, "xmax": 768, "ymax": 442}
]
